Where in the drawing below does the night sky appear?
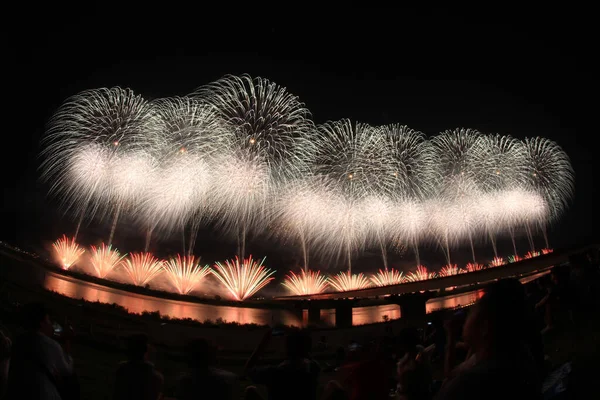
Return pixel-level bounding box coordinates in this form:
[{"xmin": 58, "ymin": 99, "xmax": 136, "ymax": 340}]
[{"xmin": 4, "ymin": 7, "xmax": 598, "ymax": 271}]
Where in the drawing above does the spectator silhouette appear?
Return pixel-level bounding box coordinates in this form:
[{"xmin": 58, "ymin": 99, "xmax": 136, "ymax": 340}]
[
  {"xmin": 176, "ymin": 338, "xmax": 238, "ymax": 400},
  {"xmin": 113, "ymin": 333, "xmax": 163, "ymax": 400},
  {"xmin": 246, "ymin": 329, "xmax": 320, "ymax": 400},
  {"xmin": 0, "ymin": 326, "xmax": 11, "ymax": 398},
  {"xmin": 436, "ymin": 278, "xmax": 542, "ymax": 400},
  {"xmin": 335, "ymin": 339, "xmax": 391, "ymax": 400},
  {"xmin": 6, "ymin": 302, "xmax": 76, "ymax": 400}
]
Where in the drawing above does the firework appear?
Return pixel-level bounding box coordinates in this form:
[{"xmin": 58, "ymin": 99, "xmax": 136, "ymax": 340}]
[
  {"xmin": 89, "ymin": 244, "xmax": 126, "ymax": 278},
  {"xmin": 465, "ymin": 262, "xmax": 485, "ymax": 272},
  {"xmin": 489, "ymin": 257, "xmax": 505, "ymax": 267},
  {"xmin": 52, "ymin": 235, "xmax": 85, "ymax": 270},
  {"xmin": 406, "ymin": 266, "xmax": 436, "ymax": 282},
  {"xmin": 163, "ymin": 255, "xmax": 212, "ymax": 294},
  {"xmin": 541, "ymin": 248, "xmax": 553, "ymax": 255},
  {"xmin": 524, "ymin": 251, "xmax": 541, "ymax": 259},
  {"xmin": 439, "ymin": 264, "xmax": 460, "ymax": 277},
  {"xmin": 211, "ymin": 256, "xmax": 275, "ymax": 301},
  {"xmin": 328, "ymin": 271, "xmax": 371, "ymax": 292},
  {"xmin": 41, "ymin": 88, "xmax": 160, "ymax": 231},
  {"xmin": 507, "ymin": 255, "xmax": 522, "ymax": 263},
  {"xmin": 282, "ymin": 270, "xmax": 328, "ymax": 295},
  {"xmin": 122, "ymin": 253, "xmax": 164, "ymax": 286},
  {"xmin": 194, "ymin": 74, "xmax": 315, "ymax": 181},
  {"xmin": 41, "ymin": 77, "xmax": 574, "ymax": 282},
  {"xmin": 370, "ymin": 269, "xmax": 405, "ymax": 287}
]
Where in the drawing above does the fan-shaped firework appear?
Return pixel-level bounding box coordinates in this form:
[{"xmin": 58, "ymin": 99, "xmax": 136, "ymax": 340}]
[
  {"xmin": 328, "ymin": 272, "xmax": 371, "ymax": 292},
  {"xmin": 89, "ymin": 244, "xmax": 126, "ymax": 278},
  {"xmin": 52, "ymin": 235, "xmax": 85, "ymax": 270},
  {"xmin": 282, "ymin": 270, "xmax": 329, "ymax": 295},
  {"xmin": 370, "ymin": 269, "xmax": 405, "ymax": 287},
  {"xmin": 163, "ymin": 255, "xmax": 212, "ymax": 294},
  {"xmin": 406, "ymin": 266, "xmax": 437, "ymax": 282},
  {"xmin": 465, "ymin": 262, "xmax": 485, "ymax": 272},
  {"xmin": 439, "ymin": 264, "xmax": 460, "ymax": 277},
  {"xmin": 489, "ymin": 257, "xmax": 505, "ymax": 267},
  {"xmin": 122, "ymin": 253, "xmax": 164, "ymax": 286},
  {"xmin": 211, "ymin": 256, "xmax": 275, "ymax": 301}
]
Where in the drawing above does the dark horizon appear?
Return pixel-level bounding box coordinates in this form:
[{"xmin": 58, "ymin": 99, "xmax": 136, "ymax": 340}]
[{"xmin": 4, "ymin": 6, "xmax": 598, "ymax": 274}]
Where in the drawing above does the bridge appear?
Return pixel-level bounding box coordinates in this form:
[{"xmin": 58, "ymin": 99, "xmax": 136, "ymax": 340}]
[{"xmin": 278, "ymin": 243, "xmax": 598, "ymax": 327}]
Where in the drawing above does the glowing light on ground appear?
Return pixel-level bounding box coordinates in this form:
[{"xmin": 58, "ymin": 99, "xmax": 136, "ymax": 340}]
[
  {"xmin": 52, "ymin": 235, "xmax": 85, "ymax": 270},
  {"xmin": 282, "ymin": 270, "xmax": 328, "ymax": 295},
  {"xmin": 89, "ymin": 244, "xmax": 125, "ymax": 278},
  {"xmin": 163, "ymin": 255, "xmax": 212, "ymax": 294},
  {"xmin": 212, "ymin": 256, "xmax": 275, "ymax": 301},
  {"xmin": 541, "ymin": 248, "xmax": 553, "ymax": 254},
  {"xmin": 328, "ymin": 271, "xmax": 371, "ymax": 292},
  {"xmin": 370, "ymin": 269, "xmax": 405, "ymax": 287},
  {"xmin": 122, "ymin": 252, "xmax": 164, "ymax": 286}
]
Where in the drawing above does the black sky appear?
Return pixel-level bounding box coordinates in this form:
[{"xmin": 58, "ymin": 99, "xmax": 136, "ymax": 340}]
[{"xmin": 3, "ymin": 6, "xmax": 598, "ymax": 264}]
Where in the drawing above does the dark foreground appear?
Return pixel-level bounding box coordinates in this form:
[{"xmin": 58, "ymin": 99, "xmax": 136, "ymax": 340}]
[{"xmin": 1, "ymin": 249, "xmax": 600, "ymax": 399}]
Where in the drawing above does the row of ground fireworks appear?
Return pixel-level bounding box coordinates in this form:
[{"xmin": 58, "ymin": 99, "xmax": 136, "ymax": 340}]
[
  {"xmin": 42, "ymin": 74, "xmax": 573, "ymax": 285},
  {"xmin": 53, "ymin": 235, "xmax": 552, "ymax": 298}
]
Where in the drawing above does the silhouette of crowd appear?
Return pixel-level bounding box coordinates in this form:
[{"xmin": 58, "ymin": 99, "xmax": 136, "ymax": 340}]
[{"xmin": 0, "ymin": 247, "xmax": 598, "ymax": 399}]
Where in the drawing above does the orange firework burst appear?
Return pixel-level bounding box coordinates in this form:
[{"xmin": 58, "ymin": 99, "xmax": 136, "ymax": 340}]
[
  {"xmin": 489, "ymin": 257, "xmax": 505, "ymax": 267},
  {"xmin": 524, "ymin": 251, "xmax": 541, "ymax": 259},
  {"xmin": 282, "ymin": 269, "xmax": 328, "ymax": 295},
  {"xmin": 406, "ymin": 265, "xmax": 436, "ymax": 282},
  {"xmin": 439, "ymin": 264, "xmax": 460, "ymax": 277},
  {"xmin": 212, "ymin": 256, "xmax": 275, "ymax": 301},
  {"xmin": 90, "ymin": 244, "xmax": 125, "ymax": 278},
  {"xmin": 541, "ymin": 248, "xmax": 553, "ymax": 255},
  {"xmin": 52, "ymin": 235, "xmax": 85, "ymax": 270},
  {"xmin": 370, "ymin": 269, "xmax": 405, "ymax": 287},
  {"xmin": 163, "ymin": 255, "xmax": 212, "ymax": 294},
  {"xmin": 328, "ymin": 271, "xmax": 371, "ymax": 292},
  {"xmin": 465, "ymin": 262, "xmax": 485, "ymax": 272},
  {"xmin": 122, "ymin": 252, "xmax": 164, "ymax": 286}
]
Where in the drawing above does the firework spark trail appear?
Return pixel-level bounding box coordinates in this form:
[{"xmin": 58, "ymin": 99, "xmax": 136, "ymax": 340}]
[
  {"xmin": 361, "ymin": 195, "xmax": 394, "ymax": 270},
  {"xmin": 211, "ymin": 256, "xmax": 276, "ymax": 301},
  {"xmin": 163, "ymin": 255, "xmax": 212, "ymax": 294},
  {"xmin": 328, "ymin": 271, "xmax": 371, "ymax": 292},
  {"xmin": 52, "ymin": 235, "xmax": 85, "ymax": 270},
  {"xmin": 370, "ymin": 269, "xmax": 405, "ymax": 287},
  {"xmin": 122, "ymin": 252, "xmax": 164, "ymax": 286},
  {"xmin": 89, "ymin": 244, "xmax": 126, "ymax": 278},
  {"xmin": 282, "ymin": 270, "xmax": 329, "ymax": 295}
]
